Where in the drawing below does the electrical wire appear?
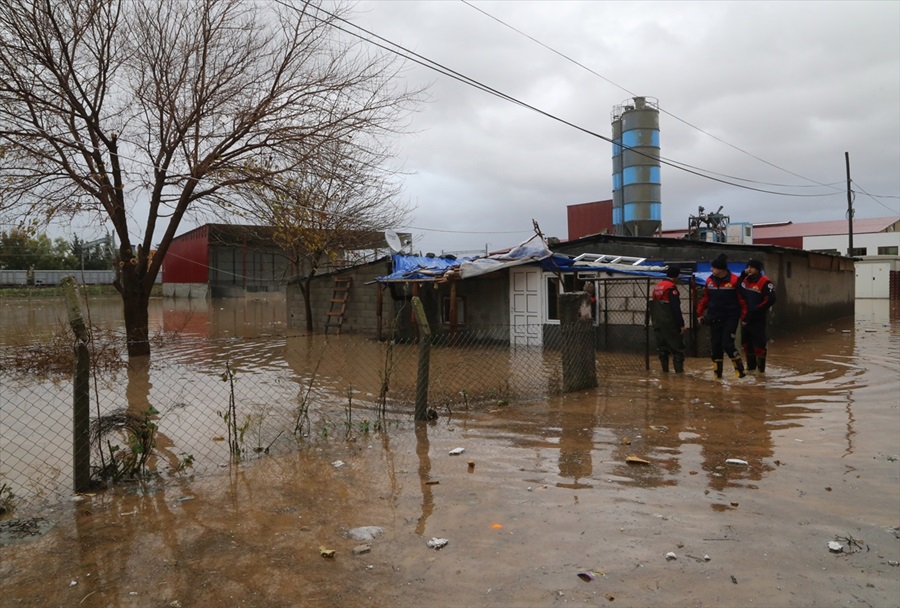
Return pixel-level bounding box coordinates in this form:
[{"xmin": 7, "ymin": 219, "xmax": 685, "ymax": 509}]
[
  {"xmin": 289, "ymin": 0, "xmax": 843, "ymax": 198},
  {"xmin": 460, "ymin": 0, "xmax": 848, "ymax": 193}
]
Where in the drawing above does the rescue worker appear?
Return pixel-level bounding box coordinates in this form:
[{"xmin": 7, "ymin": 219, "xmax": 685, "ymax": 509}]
[
  {"xmin": 697, "ymin": 253, "xmax": 747, "ymax": 379},
  {"xmin": 649, "ymin": 264, "xmax": 686, "ymax": 373},
  {"xmin": 739, "ymin": 258, "xmax": 777, "ymax": 372}
]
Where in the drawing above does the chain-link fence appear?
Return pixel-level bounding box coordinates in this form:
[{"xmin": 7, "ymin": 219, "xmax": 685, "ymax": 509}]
[{"xmin": 1, "ymin": 278, "xmax": 667, "ymax": 513}]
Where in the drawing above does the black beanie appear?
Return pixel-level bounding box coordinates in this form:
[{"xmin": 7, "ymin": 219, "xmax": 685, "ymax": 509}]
[
  {"xmin": 711, "ymin": 254, "xmax": 728, "ymax": 270},
  {"xmin": 666, "ymin": 265, "xmax": 680, "ymax": 278},
  {"xmin": 747, "ymin": 258, "xmax": 762, "ymax": 270}
]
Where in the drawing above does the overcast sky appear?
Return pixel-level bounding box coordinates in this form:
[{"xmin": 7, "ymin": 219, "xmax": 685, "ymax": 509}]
[
  {"xmin": 343, "ymin": 0, "xmax": 900, "ymax": 254},
  {"xmin": 56, "ymin": 0, "xmax": 899, "ymax": 256}
]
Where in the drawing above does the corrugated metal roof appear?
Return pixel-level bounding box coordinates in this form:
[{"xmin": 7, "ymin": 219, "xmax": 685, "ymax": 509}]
[
  {"xmin": 752, "ymin": 217, "xmax": 897, "ymax": 238},
  {"xmin": 660, "ymin": 217, "xmax": 898, "ymax": 240}
]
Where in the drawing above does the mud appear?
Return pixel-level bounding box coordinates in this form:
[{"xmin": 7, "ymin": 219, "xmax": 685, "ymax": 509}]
[{"xmin": 1, "ymin": 300, "xmax": 899, "ymax": 607}]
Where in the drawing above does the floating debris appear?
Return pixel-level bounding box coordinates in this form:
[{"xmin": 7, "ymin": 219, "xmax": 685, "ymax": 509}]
[
  {"xmin": 448, "ymin": 447, "xmax": 465, "ymax": 456},
  {"xmin": 649, "ymin": 425, "xmax": 669, "ymax": 432},
  {"xmin": 626, "ymin": 456, "xmax": 651, "ymax": 465},
  {"xmin": 319, "ymin": 545, "xmax": 336, "ymax": 558},
  {"xmin": 665, "ymin": 552, "xmax": 677, "ymax": 560},
  {"xmin": 426, "ymin": 537, "xmax": 449, "ymax": 550},
  {"xmin": 577, "ymin": 571, "xmax": 596, "ymax": 582},
  {"xmin": 725, "ymin": 458, "xmax": 749, "ymax": 466},
  {"xmin": 828, "ymin": 541, "xmax": 843, "ymax": 553},
  {"xmin": 332, "ymin": 460, "xmax": 345, "ymax": 468}
]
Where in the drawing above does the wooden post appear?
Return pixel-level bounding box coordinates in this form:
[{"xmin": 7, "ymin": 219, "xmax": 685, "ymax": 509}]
[
  {"xmin": 411, "ymin": 296, "xmax": 432, "ymax": 420},
  {"xmin": 559, "ymin": 291, "xmax": 597, "ymax": 392},
  {"xmin": 376, "ymin": 284, "xmax": 383, "ymax": 341},
  {"xmin": 411, "ymin": 282, "xmax": 420, "ymax": 342},
  {"xmin": 62, "ymin": 276, "xmax": 91, "ymax": 493},
  {"xmin": 449, "ymin": 280, "xmax": 458, "ymax": 343}
]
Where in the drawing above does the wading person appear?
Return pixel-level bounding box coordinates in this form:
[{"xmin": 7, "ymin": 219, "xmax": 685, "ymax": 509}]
[
  {"xmin": 697, "ymin": 254, "xmax": 747, "ymax": 379},
  {"xmin": 649, "ymin": 265, "xmax": 686, "ymax": 373},
  {"xmin": 740, "ymin": 258, "xmax": 777, "ymax": 372}
]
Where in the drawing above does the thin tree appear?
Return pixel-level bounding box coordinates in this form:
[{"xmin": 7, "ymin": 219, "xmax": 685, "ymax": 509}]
[
  {"xmin": 236, "ymin": 138, "xmax": 412, "ymax": 332},
  {"xmin": 0, "ymin": 0, "xmax": 420, "ymax": 357}
]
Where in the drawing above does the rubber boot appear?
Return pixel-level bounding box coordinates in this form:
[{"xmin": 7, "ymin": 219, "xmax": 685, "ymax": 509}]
[
  {"xmin": 731, "ymin": 357, "xmax": 746, "ymax": 378},
  {"xmin": 745, "ymin": 353, "xmax": 757, "ymax": 371},
  {"xmin": 659, "ymin": 355, "xmax": 669, "ymax": 373},
  {"xmin": 757, "ymin": 356, "xmax": 766, "ymax": 373},
  {"xmin": 673, "ymin": 354, "xmax": 684, "ymax": 374},
  {"xmin": 713, "ymin": 359, "xmax": 723, "ymax": 379}
]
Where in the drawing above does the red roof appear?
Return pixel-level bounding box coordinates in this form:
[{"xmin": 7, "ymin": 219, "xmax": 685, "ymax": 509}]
[{"xmin": 752, "ymin": 217, "xmax": 898, "ymax": 239}]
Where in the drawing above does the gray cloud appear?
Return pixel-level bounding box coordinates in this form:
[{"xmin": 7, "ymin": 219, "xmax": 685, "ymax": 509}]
[{"xmin": 352, "ymin": 0, "xmax": 900, "ymax": 253}]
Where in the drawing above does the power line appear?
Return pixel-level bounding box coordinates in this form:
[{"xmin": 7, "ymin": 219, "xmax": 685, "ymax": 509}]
[
  {"xmin": 460, "ymin": 0, "xmax": 845, "ymax": 193},
  {"xmin": 294, "ymin": 1, "xmax": 842, "ymax": 199}
]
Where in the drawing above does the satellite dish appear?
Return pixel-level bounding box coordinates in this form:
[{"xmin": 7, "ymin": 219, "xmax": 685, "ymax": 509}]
[{"xmin": 384, "ymin": 229, "xmax": 402, "ymax": 253}]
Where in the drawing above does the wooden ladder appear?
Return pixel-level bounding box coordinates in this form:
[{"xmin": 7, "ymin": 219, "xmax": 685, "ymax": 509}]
[{"xmin": 324, "ymin": 276, "xmax": 352, "ymax": 334}]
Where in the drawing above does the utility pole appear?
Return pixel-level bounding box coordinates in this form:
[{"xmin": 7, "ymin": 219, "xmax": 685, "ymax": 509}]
[{"xmin": 845, "ymin": 151, "xmax": 854, "ymax": 255}]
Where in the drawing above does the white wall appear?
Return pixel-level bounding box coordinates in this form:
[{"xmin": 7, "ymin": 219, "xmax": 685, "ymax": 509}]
[{"xmin": 806, "ymin": 231, "xmax": 900, "ymax": 256}]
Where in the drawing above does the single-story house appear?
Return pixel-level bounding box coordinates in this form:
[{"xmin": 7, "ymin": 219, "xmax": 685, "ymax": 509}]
[{"xmin": 287, "ymin": 233, "xmax": 856, "ymax": 357}]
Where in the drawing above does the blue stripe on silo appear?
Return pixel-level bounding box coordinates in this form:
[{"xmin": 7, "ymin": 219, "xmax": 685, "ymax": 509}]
[
  {"xmin": 612, "ymin": 140, "xmax": 622, "ymax": 156},
  {"xmin": 623, "ymin": 166, "xmax": 661, "ymax": 185},
  {"xmin": 621, "ymin": 129, "xmax": 660, "ymax": 149},
  {"xmin": 623, "ymin": 202, "xmax": 661, "ymax": 222},
  {"xmin": 612, "ymin": 207, "xmax": 622, "ymax": 225},
  {"xmin": 612, "ymin": 173, "xmax": 623, "ymax": 190}
]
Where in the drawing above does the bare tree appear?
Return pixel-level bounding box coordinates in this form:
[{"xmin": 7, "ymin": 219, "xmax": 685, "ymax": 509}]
[
  {"xmin": 236, "ymin": 137, "xmax": 411, "ymax": 331},
  {"xmin": 0, "ymin": 0, "xmax": 420, "ymax": 357}
]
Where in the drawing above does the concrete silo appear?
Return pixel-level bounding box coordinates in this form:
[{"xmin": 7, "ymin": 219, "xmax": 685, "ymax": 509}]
[{"xmin": 611, "ymin": 97, "xmax": 661, "ymax": 236}]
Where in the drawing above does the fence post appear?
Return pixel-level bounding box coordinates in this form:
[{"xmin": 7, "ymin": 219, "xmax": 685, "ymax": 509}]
[
  {"xmin": 62, "ymin": 276, "xmax": 91, "ymax": 493},
  {"xmin": 411, "ymin": 296, "xmax": 431, "ymax": 420},
  {"xmin": 559, "ymin": 292, "xmax": 598, "ymax": 392}
]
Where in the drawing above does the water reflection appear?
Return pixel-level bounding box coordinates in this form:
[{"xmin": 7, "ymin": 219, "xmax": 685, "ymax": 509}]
[
  {"xmin": 2, "ymin": 295, "xmax": 897, "ymax": 513},
  {"xmin": 414, "ymin": 423, "xmax": 434, "ymax": 535}
]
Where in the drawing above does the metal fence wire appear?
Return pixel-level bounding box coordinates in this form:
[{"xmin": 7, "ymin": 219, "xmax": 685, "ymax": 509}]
[{"xmin": 0, "ymin": 278, "xmax": 680, "ymax": 512}]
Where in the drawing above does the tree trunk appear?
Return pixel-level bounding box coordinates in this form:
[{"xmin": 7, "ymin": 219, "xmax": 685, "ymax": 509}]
[{"xmin": 120, "ymin": 268, "xmax": 152, "ymax": 358}]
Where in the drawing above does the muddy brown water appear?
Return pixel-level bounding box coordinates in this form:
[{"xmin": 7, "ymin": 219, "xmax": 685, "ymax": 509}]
[{"xmin": 1, "ymin": 297, "xmax": 898, "ymax": 607}]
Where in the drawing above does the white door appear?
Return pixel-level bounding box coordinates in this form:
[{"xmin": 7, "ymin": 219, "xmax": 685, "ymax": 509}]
[
  {"xmin": 855, "ymin": 262, "xmax": 889, "ymax": 298},
  {"xmin": 510, "ymin": 267, "xmax": 543, "ymax": 345}
]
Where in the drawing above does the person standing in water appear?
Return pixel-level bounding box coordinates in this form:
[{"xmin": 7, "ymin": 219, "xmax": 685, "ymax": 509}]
[
  {"xmin": 697, "ymin": 254, "xmax": 747, "ymax": 379},
  {"xmin": 740, "ymin": 258, "xmax": 777, "ymax": 372},
  {"xmin": 649, "ymin": 265, "xmax": 686, "ymax": 373}
]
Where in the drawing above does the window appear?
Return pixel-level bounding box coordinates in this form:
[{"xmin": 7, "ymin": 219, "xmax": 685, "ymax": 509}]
[
  {"xmin": 811, "ymin": 249, "xmax": 840, "ymax": 255},
  {"xmin": 849, "ymin": 247, "xmax": 867, "ymax": 257},
  {"xmin": 441, "ymin": 296, "xmax": 466, "ymax": 325},
  {"xmin": 877, "ymin": 246, "xmax": 898, "ymax": 255},
  {"xmin": 545, "ymin": 274, "xmax": 577, "ymax": 322}
]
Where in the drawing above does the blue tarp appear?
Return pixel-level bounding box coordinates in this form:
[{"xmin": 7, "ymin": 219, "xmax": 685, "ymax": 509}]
[{"xmin": 376, "ymin": 254, "xmax": 469, "ymax": 282}]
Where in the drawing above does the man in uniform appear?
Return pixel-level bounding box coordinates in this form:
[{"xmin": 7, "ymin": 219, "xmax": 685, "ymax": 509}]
[
  {"xmin": 740, "ymin": 258, "xmax": 777, "ymax": 372},
  {"xmin": 697, "ymin": 254, "xmax": 747, "ymax": 379},
  {"xmin": 649, "ymin": 265, "xmax": 686, "ymax": 373}
]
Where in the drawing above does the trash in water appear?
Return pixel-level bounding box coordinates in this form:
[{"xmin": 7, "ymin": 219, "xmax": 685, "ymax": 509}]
[
  {"xmin": 828, "ymin": 541, "xmax": 843, "ymax": 553},
  {"xmin": 491, "ymin": 523, "xmax": 503, "ymax": 529},
  {"xmin": 626, "ymin": 456, "xmax": 651, "ymax": 465},
  {"xmin": 725, "ymin": 458, "xmax": 749, "ymax": 466},
  {"xmin": 427, "ymin": 537, "xmax": 449, "ymax": 550},
  {"xmin": 448, "ymin": 447, "xmax": 465, "ymax": 455},
  {"xmin": 577, "ymin": 571, "xmax": 596, "ymax": 582},
  {"xmin": 319, "ymin": 546, "xmax": 336, "ymax": 558},
  {"xmin": 352, "ymin": 544, "xmax": 371, "ymax": 555},
  {"xmin": 665, "ymin": 552, "xmax": 677, "ymax": 560},
  {"xmin": 649, "ymin": 425, "xmax": 669, "ymax": 432},
  {"xmin": 467, "ymin": 460, "xmax": 476, "ymax": 469},
  {"xmin": 332, "ymin": 460, "xmax": 345, "ymax": 468}
]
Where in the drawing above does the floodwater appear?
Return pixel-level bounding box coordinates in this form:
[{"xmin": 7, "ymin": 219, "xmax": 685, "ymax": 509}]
[{"xmin": 1, "ymin": 296, "xmax": 899, "ymax": 608}]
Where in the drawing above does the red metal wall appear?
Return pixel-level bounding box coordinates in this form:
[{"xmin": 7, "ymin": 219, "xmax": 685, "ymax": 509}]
[
  {"xmin": 162, "ymin": 225, "xmax": 210, "ymax": 283},
  {"xmin": 568, "ymin": 200, "xmax": 614, "ymax": 241},
  {"xmin": 752, "ymin": 236, "xmax": 803, "ymax": 249}
]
